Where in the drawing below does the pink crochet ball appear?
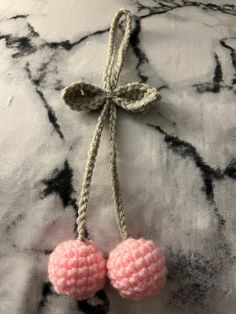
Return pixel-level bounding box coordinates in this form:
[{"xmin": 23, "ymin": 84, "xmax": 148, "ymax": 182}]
[
  {"xmin": 107, "ymin": 238, "xmax": 167, "ymax": 300},
  {"xmin": 48, "ymin": 239, "xmax": 106, "ymax": 300}
]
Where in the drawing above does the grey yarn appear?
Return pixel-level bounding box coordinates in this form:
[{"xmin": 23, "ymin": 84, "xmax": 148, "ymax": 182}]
[{"xmin": 62, "ymin": 9, "xmax": 161, "ymax": 240}]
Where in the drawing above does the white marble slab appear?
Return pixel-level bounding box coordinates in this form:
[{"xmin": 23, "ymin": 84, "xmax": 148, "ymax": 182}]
[{"xmin": 0, "ymin": 0, "xmax": 236, "ymax": 313}]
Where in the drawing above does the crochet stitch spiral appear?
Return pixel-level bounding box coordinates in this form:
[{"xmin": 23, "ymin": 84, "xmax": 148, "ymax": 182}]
[
  {"xmin": 48, "ymin": 240, "xmax": 106, "ymax": 300},
  {"xmin": 107, "ymin": 238, "xmax": 167, "ymax": 300}
]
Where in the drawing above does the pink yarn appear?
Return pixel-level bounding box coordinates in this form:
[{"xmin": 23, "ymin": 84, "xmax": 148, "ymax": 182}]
[
  {"xmin": 107, "ymin": 238, "xmax": 167, "ymax": 300},
  {"xmin": 48, "ymin": 239, "xmax": 106, "ymax": 300}
]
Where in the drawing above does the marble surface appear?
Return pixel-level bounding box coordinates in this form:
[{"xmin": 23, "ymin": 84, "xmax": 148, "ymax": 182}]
[{"xmin": 0, "ymin": 0, "xmax": 236, "ymax": 313}]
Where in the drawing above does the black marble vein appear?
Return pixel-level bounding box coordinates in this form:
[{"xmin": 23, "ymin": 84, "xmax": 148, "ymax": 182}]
[
  {"xmin": 220, "ymin": 38, "xmax": 236, "ymax": 87},
  {"xmin": 37, "ymin": 282, "xmax": 54, "ymax": 311},
  {"xmin": 9, "ymin": 14, "xmax": 29, "ymax": 20},
  {"xmin": 25, "ymin": 62, "xmax": 64, "ymax": 139},
  {"xmin": 77, "ymin": 290, "xmax": 110, "ymax": 314},
  {"xmin": 31, "ymin": 248, "xmax": 53, "ymax": 255},
  {"xmin": 40, "ymin": 159, "xmax": 88, "ymax": 235},
  {"xmin": 0, "ymin": 33, "xmax": 36, "ymax": 58},
  {"xmin": 137, "ymin": 1, "xmax": 236, "ymax": 18},
  {"xmin": 224, "ymin": 158, "xmax": 236, "ymax": 179},
  {"xmin": 129, "ymin": 16, "xmax": 149, "ymax": 83},
  {"xmin": 213, "ymin": 54, "xmax": 223, "ymax": 93},
  {"xmin": 36, "ymin": 89, "xmax": 64, "ymax": 139},
  {"xmin": 27, "ymin": 21, "xmax": 40, "ymax": 38},
  {"xmin": 46, "ymin": 28, "xmax": 109, "ymax": 51},
  {"xmin": 40, "ymin": 160, "xmax": 77, "ymax": 209},
  {"xmin": 193, "ymin": 51, "xmax": 234, "ymax": 93},
  {"xmin": 1, "ymin": 15, "xmax": 108, "ymax": 53},
  {"xmin": 148, "ymin": 124, "xmax": 224, "ymax": 202}
]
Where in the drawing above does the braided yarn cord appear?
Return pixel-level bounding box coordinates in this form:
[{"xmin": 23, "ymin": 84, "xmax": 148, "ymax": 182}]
[
  {"xmin": 76, "ymin": 9, "xmax": 132, "ymax": 240},
  {"xmin": 49, "ymin": 9, "xmax": 167, "ymax": 301},
  {"xmin": 61, "ymin": 7, "xmax": 161, "ymax": 240}
]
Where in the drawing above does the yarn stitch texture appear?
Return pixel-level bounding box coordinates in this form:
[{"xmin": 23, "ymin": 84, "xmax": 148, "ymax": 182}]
[
  {"xmin": 107, "ymin": 238, "xmax": 167, "ymax": 300},
  {"xmin": 48, "ymin": 240, "xmax": 106, "ymax": 300}
]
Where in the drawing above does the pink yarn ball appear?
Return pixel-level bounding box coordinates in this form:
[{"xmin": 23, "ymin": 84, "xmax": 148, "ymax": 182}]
[
  {"xmin": 48, "ymin": 239, "xmax": 106, "ymax": 300},
  {"xmin": 107, "ymin": 238, "xmax": 167, "ymax": 300}
]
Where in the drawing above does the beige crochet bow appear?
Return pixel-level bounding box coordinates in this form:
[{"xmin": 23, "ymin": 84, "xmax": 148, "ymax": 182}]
[
  {"xmin": 62, "ymin": 9, "xmax": 161, "ymax": 241},
  {"xmin": 62, "ymin": 81, "xmax": 160, "ymax": 113}
]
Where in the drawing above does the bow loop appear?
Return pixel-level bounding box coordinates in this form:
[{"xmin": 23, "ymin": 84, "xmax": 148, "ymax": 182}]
[
  {"xmin": 113, "ymin": 82, "xmax": 161, "ymax": 112},
  {"xmin": 62, "ymin": 81, "xmax": 161, "ymax": 113},
  {"xmin": 62, "ymin": 81, "xmax": 106, "ymax": 112}
]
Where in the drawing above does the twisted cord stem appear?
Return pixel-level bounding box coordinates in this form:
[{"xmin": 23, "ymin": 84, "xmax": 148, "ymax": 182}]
[
  {"xmin": 77, "ymin": 102, "xmax": 110, "ymax": 239},
  {"xmin": 77, "ymin": 9, "xmax": 131, "ymax": 240},
  {"xmin": 109, "ymin": 104, "xmax": 128, "ymax": 240}
]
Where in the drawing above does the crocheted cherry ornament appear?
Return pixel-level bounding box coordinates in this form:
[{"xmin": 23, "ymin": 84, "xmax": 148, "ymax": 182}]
[
  {"xmin": 107, "ymin": 238, "xmax": 167, "ymax": 300},
  {"xmin": 57, "ymin": 9, "xmax": 168, "ymax": 303},
  {"xmin": 48, "ymin": 239, "xmax": 106, "ymax": 300}
]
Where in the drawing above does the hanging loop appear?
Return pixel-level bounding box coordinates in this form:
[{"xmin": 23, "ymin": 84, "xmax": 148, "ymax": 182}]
[{"xmin": 103, "ymin": 9, "xmax": 131, "ymax": 91}]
